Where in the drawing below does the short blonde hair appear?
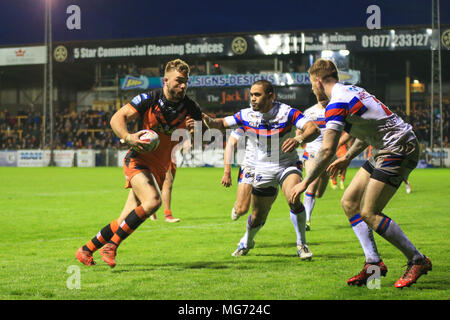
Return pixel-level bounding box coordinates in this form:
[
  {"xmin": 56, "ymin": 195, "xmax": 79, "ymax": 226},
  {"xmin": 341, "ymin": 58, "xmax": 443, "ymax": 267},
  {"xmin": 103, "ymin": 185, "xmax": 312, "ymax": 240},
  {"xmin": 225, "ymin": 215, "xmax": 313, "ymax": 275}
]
[
  {"xmin": 165, "ymin": 59, "xmax": 190, "ymax": 76},
  {"xmin": 308, "ymin": 58, "xmax": 339, "ymax": 82}
]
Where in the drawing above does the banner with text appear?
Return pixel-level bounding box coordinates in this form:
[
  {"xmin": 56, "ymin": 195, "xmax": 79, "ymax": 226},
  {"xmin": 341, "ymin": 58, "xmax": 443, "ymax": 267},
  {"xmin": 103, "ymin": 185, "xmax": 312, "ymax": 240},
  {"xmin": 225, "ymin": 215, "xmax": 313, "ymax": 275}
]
[
  {"xmin": 17, "ymin": 150, "xmax": 74, "ymax": 167},
  {"xmin": 54, "ymin": 28, "xmax": 444, "ymax": 64},
  {"xmin": 120, "ymin": 70, "xmax": 360, "ymax": 91},
  {"xmin": 190, "ymin": 86, "xmax": 313, "ymax": 110}
]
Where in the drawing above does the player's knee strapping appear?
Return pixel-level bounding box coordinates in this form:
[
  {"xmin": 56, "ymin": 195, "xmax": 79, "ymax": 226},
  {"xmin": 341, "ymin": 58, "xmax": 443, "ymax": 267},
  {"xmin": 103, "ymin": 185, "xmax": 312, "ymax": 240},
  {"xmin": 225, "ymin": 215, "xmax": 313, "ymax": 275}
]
[
  {"xmin": 289, "ymin": 201, "xmax": 305, "ymax": 215},
  {"xmin": 110, "ymin": 206, "xmax": 147, "ymax": 246},
  {"xmin": 247, "ymin": 214, "xmax": 265, "ymax": 229}
]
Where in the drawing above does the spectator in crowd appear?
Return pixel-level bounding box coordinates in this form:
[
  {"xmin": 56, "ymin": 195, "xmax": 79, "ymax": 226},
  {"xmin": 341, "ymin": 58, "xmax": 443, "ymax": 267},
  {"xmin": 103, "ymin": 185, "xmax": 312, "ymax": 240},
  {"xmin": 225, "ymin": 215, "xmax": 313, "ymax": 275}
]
[{"xmin": 0, "ymin": 102, "xmax": 448, "ymax": 150}]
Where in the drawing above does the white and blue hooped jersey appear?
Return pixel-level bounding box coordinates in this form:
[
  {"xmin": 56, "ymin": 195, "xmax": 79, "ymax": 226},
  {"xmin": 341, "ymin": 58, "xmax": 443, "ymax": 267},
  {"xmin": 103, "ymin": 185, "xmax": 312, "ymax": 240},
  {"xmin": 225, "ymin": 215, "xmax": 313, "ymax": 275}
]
[
  {"xmin": 230, "ymin": 127, "xmax": 256, "ymax": 168},
  {"xmin": 224, "ymin": 101, "xmax": 309, "ymax": 168},
  {"xmin": 325, "ymin": 83, "xmax": 415, "ymax": 150},
  {"xmin": 303, "ymin": 103, "xmax": 326, "ymax": 156}
]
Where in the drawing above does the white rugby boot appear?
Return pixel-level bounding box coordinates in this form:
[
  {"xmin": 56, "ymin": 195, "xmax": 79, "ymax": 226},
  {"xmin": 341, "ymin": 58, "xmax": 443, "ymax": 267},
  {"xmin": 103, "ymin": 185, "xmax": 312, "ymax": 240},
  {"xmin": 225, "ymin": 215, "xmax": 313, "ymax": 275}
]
[{"xmin": 297, "ymin": 243, "xmax": 313, "ymax": 261}]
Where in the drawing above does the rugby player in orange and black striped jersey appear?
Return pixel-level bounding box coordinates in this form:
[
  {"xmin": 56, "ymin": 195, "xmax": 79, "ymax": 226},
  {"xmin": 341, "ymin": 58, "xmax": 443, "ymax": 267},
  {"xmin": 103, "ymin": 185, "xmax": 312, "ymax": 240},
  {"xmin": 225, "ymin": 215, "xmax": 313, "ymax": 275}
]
[{"xmin": 76, "ymin": 59, "xmax": 202, "ymax": 268}]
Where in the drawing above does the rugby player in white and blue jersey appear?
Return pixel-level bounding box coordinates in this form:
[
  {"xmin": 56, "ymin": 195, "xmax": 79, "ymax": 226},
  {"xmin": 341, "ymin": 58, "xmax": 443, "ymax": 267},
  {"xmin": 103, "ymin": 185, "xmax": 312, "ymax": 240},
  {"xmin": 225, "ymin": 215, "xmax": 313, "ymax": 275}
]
[
  {"xmin": 204, "ymin": 80, "xmax": 320, "ymax": 260},
  {"xmin": 291, "ymin": 59, "xmax": 431, "ymax": 288}
]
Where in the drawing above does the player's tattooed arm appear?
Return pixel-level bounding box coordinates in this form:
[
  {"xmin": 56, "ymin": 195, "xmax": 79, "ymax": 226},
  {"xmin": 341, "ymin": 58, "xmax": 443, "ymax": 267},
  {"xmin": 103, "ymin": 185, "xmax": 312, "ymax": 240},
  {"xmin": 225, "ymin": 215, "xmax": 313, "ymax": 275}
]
[
  {"xmin": 326, "ymin": 138, "xmax": 368, "ymax": 178},
  {"xmin": 343, "ymin": 138, "xmax": 368, "ymax": 161},
  {"xmin": 298, "ymin": 120, "xmax": 320, "ymax": 144},
  {"xmin": 202, "ymin": 113, "xmax": 228, "ymax": 130},
  {"xmin": 290, "ymin": 128, "xmax": 341, "ymax": 202},
  {"xmin": 337, "ymin": 131, "xmax": 353, "ymax": 148},
  {"xmin": 302, "ymin": 129, "xmax": 340, "ymax": 185}
]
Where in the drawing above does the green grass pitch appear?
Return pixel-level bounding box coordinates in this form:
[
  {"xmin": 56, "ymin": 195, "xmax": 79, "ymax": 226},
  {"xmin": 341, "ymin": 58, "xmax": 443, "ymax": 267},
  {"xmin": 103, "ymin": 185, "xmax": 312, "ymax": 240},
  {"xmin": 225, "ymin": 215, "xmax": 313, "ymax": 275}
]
[{"xmin": 0, "ymin": 166, "xmax": 449, "ymax": 300}]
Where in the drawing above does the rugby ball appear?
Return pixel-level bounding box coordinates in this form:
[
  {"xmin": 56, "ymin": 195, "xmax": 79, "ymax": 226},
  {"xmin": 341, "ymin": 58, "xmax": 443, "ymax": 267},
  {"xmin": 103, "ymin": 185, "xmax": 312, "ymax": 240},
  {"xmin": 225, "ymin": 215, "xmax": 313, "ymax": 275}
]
[{"xmin": 132, "ymin": 129, "xmax": 160, "ymax": 153}]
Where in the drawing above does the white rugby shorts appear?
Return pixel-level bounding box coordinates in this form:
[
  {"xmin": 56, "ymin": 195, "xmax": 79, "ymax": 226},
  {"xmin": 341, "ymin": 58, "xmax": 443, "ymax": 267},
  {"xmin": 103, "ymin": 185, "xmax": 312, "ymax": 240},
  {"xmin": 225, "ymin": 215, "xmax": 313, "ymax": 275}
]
[{"xmin": 253, "ymin": 160, "xmax": 303, "ymax": 189}]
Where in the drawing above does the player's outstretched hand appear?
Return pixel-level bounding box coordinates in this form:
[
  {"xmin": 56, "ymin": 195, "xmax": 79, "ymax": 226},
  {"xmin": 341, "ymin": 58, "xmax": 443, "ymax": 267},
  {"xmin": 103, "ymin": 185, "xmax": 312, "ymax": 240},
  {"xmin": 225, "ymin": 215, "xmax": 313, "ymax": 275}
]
[
  {"xmin": 290, "ymin": 180, "xmax": 308, "ymax": 203},
  {"xmin": 327, "ymin": 157, "xmax": 350, "ymax": 178},
  {"xmin": 281, "ymin": 138, "xmax": 300, "ymax": 153},
  {"xmin": 221, "ymin": 173, "xmax": 232, "ymax": 187}
]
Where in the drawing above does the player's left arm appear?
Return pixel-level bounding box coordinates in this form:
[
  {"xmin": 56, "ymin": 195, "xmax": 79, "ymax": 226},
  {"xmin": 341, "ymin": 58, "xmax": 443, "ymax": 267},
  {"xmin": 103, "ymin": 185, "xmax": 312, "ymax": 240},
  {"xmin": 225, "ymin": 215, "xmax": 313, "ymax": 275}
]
[
  {"xmin": 222, "ymin": 135, "xmax": 239, "ymax": 187},
  {"xmin": 185, "ymin": 111, "xmax": 227, "ymax": 131},
  {"xmin": 343, "ymin": 138, "xmax": 368, "ymax": 161},
  {"xmin": 337, "ymin": 131, "xmax": 352, "ymax": 148},
  {"xmin": 201, "ymin": 113, "xmax": 229, "ymax": 130},
  {"xmin": 302, "ymin": 128, "xmax": 340, "ymax": 185},
  {"xmin": 290, "ymin": 128, "xmax": 340, "ymax": 203},
  {"xmin": 281, "ymin": 120, "xmax": 320, "ymax": 153},
  {"xmin": 326, "ymin": 137, "xmax": 367, "ymax": 177}
]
